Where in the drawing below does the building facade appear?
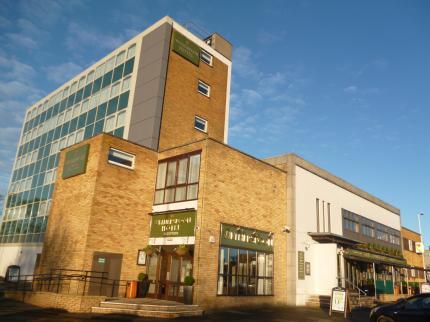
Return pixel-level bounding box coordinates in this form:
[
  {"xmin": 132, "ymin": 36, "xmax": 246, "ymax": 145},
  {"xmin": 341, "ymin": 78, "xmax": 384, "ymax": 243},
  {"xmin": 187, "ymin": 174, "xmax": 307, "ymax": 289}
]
[
  {"xmin": 38, "ymin": 133, "xmax": 288, "ymax": 308},
  {"xmin": 1, "ymin": 16, "xmax": 420, "ymax": 309},
  {"xmin": 0, "ymin": 16, "xmax": 232, "ymax": 276},
  {"xmin": 401, "ymin": 227, "xmax": 426, "ymax": 292},
  {"xmin": 265, "ymin": 154, "xmax": 406, "ymax": 305}
]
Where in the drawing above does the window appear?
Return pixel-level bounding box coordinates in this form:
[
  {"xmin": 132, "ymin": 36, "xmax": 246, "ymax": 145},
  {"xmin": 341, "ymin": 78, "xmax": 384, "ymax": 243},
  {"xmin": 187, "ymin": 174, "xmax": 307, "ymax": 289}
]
[
  {"xmin": 108, "ymin": 148, "xmax": 135, "ymax": 169},
  {"xmin": 361, "ymin": 224, "xmax": 374, "ymax": 237},
  {"xmin": 115, "ymin": 51, "xmax": 126, "ymax": 65},
  {"xmin": 200, "ymin": 50, "xmax": 213, "ymax": 66},
  {"xmin": 408, "ymin": 239, "xmax": 415, "ymax": 252},
  {"xmin": 105, "ymin": 115, "xmax": 115, "ymax": 132},
  {"xmin": 343, "ymin": 217, "xmax": 359, "ymax": 233},
  {"xmin": 194, "ymin": 116, "xmax": 208, "ymax": 133},
  {"xmin": 197, "ymin": 80, "xmax": 210, "ymax": 97},
  {"xmin": 217, "ymin": 247, "xmax": 273, "ymax": 296},
  {"xmin": 122, "ymin": 76, "xmax": 131, "ymax": 92},
  {"xmin": 154, "ymin": 152, "xmax": 201, "ymax": 204},
  {"xmin": 127, "ymin": 44, "xmax": 136, "ymax": 59},
  {"xmin": 377, "ymin": 229, "xmax": 389, "ymax": 242}
]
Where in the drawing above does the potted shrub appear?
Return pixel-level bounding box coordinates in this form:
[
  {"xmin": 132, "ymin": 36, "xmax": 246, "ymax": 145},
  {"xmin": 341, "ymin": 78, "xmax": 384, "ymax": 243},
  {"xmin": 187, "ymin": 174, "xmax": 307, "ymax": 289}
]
[
  {"xmin": 137, "ymin": 273, "xmax": 151, "ymax": 298},
  {"xmin": 175, "ymin": 245, "xmax": 189, "ymax": 256},
  {"xmin": 183, "ymin": 275, "xmax": 195, "ymax": 305}
]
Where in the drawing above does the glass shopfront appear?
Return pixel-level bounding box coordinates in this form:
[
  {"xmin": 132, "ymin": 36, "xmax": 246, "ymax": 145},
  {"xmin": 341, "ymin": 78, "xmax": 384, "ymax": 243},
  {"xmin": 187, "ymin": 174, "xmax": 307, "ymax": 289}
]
[{"xmin": 217, "ymin": 223, "xmax": 274, "ymax": 296}]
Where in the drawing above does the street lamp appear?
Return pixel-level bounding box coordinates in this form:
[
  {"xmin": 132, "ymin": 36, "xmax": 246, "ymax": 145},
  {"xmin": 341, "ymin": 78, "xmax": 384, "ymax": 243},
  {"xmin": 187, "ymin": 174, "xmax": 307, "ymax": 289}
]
[{"xmin": 417, "ymin": 213, "xmax": 427, "ymax": 282}]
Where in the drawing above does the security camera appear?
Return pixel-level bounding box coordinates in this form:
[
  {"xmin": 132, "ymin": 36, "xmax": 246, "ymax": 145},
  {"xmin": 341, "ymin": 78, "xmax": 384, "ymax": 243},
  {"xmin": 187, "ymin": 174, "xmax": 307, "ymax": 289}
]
[{"xmin": 283, "ymin": 226, "xmax": 291, "ymax": 233}]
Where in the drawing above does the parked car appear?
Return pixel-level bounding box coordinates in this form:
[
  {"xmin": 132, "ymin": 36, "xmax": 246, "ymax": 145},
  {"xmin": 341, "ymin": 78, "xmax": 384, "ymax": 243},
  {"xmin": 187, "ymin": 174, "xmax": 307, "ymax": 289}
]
[{"xmin": 370, "ymin": 293, "xmax": 430, "ymax": 322}]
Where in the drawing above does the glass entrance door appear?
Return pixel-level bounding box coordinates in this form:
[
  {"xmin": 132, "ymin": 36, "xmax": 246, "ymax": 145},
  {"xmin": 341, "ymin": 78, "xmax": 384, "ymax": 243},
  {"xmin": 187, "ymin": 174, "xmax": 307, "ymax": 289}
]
[{"xmin": 157, "ymin": 247, "xmax": 193, "ymax": 302}]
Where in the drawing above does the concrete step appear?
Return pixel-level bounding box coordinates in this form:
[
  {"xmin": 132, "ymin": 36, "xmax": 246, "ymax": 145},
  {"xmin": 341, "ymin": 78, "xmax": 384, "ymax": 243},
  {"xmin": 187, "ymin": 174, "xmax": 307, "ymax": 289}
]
[
  {"xmin": 91, "ymin": 306, "xmax": 203, "ymax": 318},
  {"xmin": 99, "ymin": 301, "xmax": 200, "ymax": 312}
]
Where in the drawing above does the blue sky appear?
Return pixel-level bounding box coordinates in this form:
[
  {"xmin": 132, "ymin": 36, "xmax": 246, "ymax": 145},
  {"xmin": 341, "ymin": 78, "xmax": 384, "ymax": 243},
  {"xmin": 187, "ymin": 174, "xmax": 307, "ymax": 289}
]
[{"xmin": 0, "ymin": 0, "xmax": 429, "ymax": 245}]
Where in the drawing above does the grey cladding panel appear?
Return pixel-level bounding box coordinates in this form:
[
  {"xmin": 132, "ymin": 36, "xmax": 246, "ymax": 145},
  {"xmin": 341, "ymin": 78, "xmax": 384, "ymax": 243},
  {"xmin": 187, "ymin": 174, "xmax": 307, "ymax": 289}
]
[{"xmin": 127, "ymin": 22, "xmax": 172, "ymax": 150}]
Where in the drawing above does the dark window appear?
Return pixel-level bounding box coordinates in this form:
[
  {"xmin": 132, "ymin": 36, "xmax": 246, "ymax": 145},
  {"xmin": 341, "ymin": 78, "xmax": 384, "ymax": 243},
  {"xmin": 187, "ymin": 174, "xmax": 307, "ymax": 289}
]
[
  {"xmin": 194, "ymin": 116, "xmax": 207, "ymax": 132},
  {"xmin": 108, "ymin": 148, "xmax": 135, "ymax": 169},
  {"xmin": 217, "ymin": 247, "xmax": 273, "ymax": 296}
]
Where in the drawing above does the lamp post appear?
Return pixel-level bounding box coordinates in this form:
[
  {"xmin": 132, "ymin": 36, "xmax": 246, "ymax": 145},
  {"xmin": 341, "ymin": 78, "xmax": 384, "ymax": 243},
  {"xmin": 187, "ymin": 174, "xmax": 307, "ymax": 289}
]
[{"xmin": 417, "ymin": 213, "xmax": 427, "ymax": 282}]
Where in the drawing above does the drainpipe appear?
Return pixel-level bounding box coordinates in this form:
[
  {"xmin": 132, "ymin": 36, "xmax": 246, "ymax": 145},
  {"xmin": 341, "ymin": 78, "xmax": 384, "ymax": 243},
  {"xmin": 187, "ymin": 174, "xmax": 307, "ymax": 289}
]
[
  {"xmin": 373, "ymin": 262, "xmax": 377, "ymax": 300},
  {"xmin": 406, "ymin": 268, "xmax": 409, "ymax": 295}
]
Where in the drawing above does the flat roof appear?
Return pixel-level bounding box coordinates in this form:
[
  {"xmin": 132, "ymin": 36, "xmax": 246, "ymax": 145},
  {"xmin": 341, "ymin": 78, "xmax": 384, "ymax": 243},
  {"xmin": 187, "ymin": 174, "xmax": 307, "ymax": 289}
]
[{"xmin": 265, "ymin": 153, "xmax": 400, "ymax": 215}]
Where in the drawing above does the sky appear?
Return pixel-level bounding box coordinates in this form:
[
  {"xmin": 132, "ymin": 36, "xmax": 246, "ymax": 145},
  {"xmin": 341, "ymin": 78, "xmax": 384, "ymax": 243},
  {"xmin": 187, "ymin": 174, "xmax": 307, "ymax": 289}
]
[{"xmin": 0, "ymin": 0, "xmax": 429, "ymax": 245}]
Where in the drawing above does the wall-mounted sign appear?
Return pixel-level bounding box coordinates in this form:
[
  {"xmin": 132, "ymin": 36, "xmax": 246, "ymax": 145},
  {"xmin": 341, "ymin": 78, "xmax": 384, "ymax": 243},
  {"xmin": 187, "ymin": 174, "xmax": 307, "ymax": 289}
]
[
  {"xmin": 97, "ymin": 257, "xmax": 106, "ymax": 264},
  {"xmin": 62, "ymin": 144, "xmax": 90, "ymax": 179},
  {"xmin": 329, "ymin": 287, "xmax": 349, "ymax": 318},
  {"xmin": 220, "ymin": 223, "xmax": 273, "ymax": 253},
  {"xmin": 150, "ymin": 211, "xmax": 196, "ymax": 238},
  {"xmin": 298, "ymin": 251, "xmax": 305, "ymax": 280},
  {"xmin": 137, "ymin": 250, "xmax": 146, "ymax": 266},
  {"xmin": 172, "ymin": 30, "xmax": 200, "ymax": 66},
  {"xmin": 305, "ymin": 261, "xmax": 311, "ymax": 276},
  {"xmin": 415, "ymin": 242, "xmax": 424, "ymax": 254}
]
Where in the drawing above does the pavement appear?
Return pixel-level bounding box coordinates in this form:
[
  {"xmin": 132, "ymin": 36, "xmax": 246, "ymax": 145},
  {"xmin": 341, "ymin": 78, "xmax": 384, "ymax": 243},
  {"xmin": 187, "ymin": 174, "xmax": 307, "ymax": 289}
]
[{"xmin": 0, "ymin": 298, "xmax": 371, "ymax": 322}]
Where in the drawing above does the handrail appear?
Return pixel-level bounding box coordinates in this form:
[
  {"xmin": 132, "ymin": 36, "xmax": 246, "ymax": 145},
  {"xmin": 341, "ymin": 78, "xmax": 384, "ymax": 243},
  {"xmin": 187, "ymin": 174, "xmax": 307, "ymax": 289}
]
[{"xmin": 337, "ymin": 277, "xmax": 367, "ymax": 307}]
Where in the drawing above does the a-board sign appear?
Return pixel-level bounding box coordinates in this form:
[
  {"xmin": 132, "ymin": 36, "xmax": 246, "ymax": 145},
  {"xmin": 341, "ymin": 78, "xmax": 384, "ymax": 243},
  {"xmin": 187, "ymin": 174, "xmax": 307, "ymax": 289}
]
[
  {"xmin": 329, "ymin": 287, "xmax": 348, "ymax": 318},
  {"xmin": 421, "ymin": 283, "xmax": 430, "ymax": 293}
]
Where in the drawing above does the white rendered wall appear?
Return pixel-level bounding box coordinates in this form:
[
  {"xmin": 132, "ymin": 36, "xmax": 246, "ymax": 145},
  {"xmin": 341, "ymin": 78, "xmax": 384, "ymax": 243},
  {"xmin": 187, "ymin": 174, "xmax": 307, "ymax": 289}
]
[
  {"xmin": 294, "ymin": 165, "xmax": 401, "ymax": 303},
  {"xmin": 0, "ymin": 244, "xmax": 42, "ymax": 277}
]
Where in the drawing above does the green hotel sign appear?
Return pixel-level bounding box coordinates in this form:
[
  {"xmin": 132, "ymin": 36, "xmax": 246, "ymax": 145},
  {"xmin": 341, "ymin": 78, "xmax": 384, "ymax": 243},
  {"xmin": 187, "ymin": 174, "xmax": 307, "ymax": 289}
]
[
  {"xmin": 150, "ymin": 211, "xmax": 196, "ymax": 238},
  {"xmin": 172, "ymin": 30, "xmax": 200, "ymax": 66},
  {"xmin": 220, "ymin": 223, "xmax": 274, "ymax": 253},
  {"xmin": 62, "ymin": 144, "xmax": 90, "ymax": 179}
]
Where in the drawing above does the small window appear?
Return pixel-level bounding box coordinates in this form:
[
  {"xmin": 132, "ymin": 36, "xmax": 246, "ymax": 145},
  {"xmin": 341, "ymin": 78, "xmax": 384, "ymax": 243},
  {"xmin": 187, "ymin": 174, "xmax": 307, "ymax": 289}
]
[
  {"xmin": 86, "ymin": 70, "xmax": 95, "ymax": 84},
  {"xmin": 127, "ymin": 44, "xmax": 136, "ymax": 59},
  {"xmin": 194, "ymin": 116, "xmax": 208, "ymax": 133},
  {"xmin": 108, "ymin": 148, "xmax": 135, "ymax": 169},
  {"xmin": 197, "ymin": 80, "xmax": 210, "ymax": 97},
  {"xmin": 200, "ymin": 50, "xmax": 213, "ymax": 66},
  {"xmin": 115, "ymin": 51, "xmax": 126, "ymax": 65}
]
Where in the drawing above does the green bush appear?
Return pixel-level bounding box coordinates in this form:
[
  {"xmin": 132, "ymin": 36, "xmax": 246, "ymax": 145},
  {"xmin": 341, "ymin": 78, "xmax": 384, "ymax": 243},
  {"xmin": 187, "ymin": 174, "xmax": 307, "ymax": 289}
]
[
  {"xmin": 184, "ymin": 275, "xmax": 195, "ymax": 286},
  {"xmin": 138, "ymin": 273, "xmax": 148, "ymax": 281}
]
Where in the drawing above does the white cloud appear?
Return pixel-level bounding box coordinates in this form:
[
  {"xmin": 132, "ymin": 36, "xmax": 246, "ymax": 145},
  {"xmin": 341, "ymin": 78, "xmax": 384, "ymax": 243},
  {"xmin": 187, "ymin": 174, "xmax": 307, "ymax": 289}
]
[
  {"xmin": 43, "ymin": 62, "xmax": 83, "ymax": 84},
  {"xmin": 229, "ymin": 46, "xmax": 308, "ymax": 141},
  {"xmin": 5, "ymin": 32, "xmax": 38, "ymax": 49},
  {"xmin": 66, "ymin": 22, "xmax": 126, "ymax": 52},
  {"xmin": 257, "ymin": 30, "xmax": 287, "ymax": 46},
  {"xmin": 232, "ymin": 46, "xmax": 263, "ymax": 80},
  {"xmin": 344, "ymin": 85, "xmax": 357, "ymax": 93}
]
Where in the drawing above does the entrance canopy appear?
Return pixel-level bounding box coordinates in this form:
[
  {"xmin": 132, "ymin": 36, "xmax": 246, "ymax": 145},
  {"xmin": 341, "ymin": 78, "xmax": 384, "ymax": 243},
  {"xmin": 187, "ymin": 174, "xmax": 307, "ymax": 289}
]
[{"xmin": 343, "ymin": 248, "xmax": 407, "ymax": 267}]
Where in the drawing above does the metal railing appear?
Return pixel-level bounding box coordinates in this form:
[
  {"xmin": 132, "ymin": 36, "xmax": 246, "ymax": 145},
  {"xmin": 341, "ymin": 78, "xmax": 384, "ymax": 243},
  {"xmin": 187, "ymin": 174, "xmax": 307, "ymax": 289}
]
[
  {"xmin": 2, "ymin": 268, "xmax": 130, "ymax": 298},
  {"xmin": 337, "ymin": 277, "xmax": 368, "ymax": 307}
]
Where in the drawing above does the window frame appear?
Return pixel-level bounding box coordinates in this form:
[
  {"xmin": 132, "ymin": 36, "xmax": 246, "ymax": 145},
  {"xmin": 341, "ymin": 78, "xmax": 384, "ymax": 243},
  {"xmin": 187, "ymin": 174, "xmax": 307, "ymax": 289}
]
[
  {"xmin": 107, "ymin": 148, "xmax": 135, "ymax": 170},
  {"xmin": 197, "ymin": 80, "xmax": 211, "ymax": 97},
  {"xmin": 153, "ymin": 151, "xmax": 201, "ymax": 205},
  {"xmin": 194, "ymin": 116, "xmax": 208, "ymax": 133},
  {"xmin": 200, "ymin": 50, "xmax": 213, "ymax": 66}
]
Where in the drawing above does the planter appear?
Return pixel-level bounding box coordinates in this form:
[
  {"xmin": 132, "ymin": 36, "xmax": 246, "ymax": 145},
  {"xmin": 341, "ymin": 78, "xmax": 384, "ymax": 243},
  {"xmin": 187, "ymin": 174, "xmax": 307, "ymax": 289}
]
[
  {"xmin": 183, "ymin": 285, "xmax": 193, "ymax": 304},
  {"xmin": 137, "ymin": 279, "xmax": 151, "ymax": 298},
  {"xmin": 175, "ymin": 246, "xmax": 188, "ymax": 256}
]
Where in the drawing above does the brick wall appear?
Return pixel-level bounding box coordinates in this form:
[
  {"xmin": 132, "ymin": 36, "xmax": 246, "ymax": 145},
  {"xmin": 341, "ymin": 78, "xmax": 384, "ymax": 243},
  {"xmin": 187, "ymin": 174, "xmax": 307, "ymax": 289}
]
[
  {"xmin": 4, "ymin": 291, "xmax": 105, "ymax": 313},
  {"xmin": 39, "ymin": 134, "xmax": 158, "ymax": 282},
  {"xmin": 159, "ymin": 139, "xmax": 288, "ymax": 309},
  {"xmin": 158, "ymin": 48, "xmax": 228, "ymax": 151}
]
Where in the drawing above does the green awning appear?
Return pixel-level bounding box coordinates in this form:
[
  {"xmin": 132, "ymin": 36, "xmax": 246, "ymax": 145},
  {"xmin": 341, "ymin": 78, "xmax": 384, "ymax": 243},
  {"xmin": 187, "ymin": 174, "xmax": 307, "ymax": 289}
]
[{"xmin": 343, "ymin": 248, "xmax": 407, "ymax": 267}]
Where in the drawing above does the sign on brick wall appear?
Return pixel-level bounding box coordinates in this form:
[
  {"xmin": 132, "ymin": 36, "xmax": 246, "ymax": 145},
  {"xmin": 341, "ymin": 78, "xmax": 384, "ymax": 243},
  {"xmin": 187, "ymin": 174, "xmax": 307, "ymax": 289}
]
[
  {"xmin": 150, "ymin": 211, "xmax": 196, "ymax": 238},
  {"xmin": 172, "ymin": 30, "xmax": 200, "ymax": 66},
  {"xmin": 62, "ymin": 144, "xmax": 90, "ymax": 179},
  {"xmin": 220, "ymin": 223, "xmax": 273, "ymax": 252}
]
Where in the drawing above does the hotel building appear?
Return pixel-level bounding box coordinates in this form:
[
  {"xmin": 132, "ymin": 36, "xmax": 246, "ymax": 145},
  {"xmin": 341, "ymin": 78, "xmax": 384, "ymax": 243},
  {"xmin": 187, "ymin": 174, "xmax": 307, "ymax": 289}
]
[{"xmin": 1, "ymin": 16, "xmax": 427, "ymax": 311}]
